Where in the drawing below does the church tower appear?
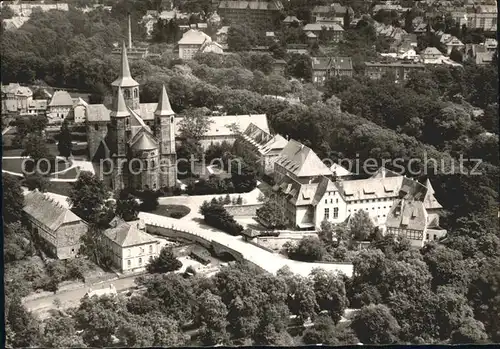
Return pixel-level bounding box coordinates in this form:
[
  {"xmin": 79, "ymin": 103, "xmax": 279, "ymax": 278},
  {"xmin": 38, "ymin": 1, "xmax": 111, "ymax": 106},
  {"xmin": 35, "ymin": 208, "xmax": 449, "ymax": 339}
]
[
  {"xmin": 154, "ymin": 85, "xmax": 177, "ymax": 188},
  {"xmin": 111, "ymin": 41, "xmax": 140, "ymax": 113},
  {"xmin": 109, "ymin": 87, "xmax": 130, "ymax": 191}
]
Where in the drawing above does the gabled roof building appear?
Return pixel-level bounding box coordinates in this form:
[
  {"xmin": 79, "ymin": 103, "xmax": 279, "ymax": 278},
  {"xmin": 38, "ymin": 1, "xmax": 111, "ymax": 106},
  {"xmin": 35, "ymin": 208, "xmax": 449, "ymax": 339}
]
[
  {"xmin": 234, "ymin": 123, "xmax": 288, "ymax": 175},
  {"xmin": 23, "ymin": 190, "xmax": 88, "ymax": 259},
  {"xmin": 217, "ymin": 1, "xmax": 284, "ymax": 31},
  {"xmin": 270, "ymin": 139, "xmax": 445, "ymax": 241},
  {"xmin": 103, "ymin": 220, "xmax": 160, "ymax": 273}
]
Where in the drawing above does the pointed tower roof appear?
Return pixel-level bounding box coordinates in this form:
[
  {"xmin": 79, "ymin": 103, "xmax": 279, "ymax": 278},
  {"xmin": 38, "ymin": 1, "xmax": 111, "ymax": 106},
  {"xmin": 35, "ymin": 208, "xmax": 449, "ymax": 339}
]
[
  {"xmin": 110, "ymin": 87, "xmax": 130, "ymax": 118},
  {"xmin": 154, "ymin": 85, "xmax": 175, "ymax": 116},
  {"xmin": 131, "ymin": 132, "xmax": 158, "ymax": 151},
  {"xmin": 111, "ymin": 41, "xmax": 139, "ymax": 87}
]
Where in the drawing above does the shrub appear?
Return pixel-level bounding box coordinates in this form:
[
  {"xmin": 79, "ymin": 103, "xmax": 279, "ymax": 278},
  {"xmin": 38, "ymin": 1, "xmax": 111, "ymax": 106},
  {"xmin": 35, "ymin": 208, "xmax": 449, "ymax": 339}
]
[
  {"xmin": 199, "ymin": 200, "xmax": 243, "ymax": 235},
  {"xmin": 285, "ymin": 236, "xmax": 326, "ymax": 262}
]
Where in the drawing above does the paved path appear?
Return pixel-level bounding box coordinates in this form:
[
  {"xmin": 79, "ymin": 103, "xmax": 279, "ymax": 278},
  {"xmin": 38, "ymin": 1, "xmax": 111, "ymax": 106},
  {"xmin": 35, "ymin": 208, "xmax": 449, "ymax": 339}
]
[
  {"xmin": 24, "ymin": 275, "xmax": 138, "ymax": 319},
  {"xmin": 158, "ymin": 186, "xmax": 264, "ymax": 222},
  {"xmin": 139, "ymin": 212, "xmax": 353, "ymax": 278}
]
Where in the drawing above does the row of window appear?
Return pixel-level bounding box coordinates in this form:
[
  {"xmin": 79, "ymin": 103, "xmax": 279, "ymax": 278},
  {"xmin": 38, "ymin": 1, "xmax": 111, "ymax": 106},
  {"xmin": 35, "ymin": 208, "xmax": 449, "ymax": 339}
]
[
  {"xmin": 127, "ymin": 245, "xmax": 154, "ymax": 257},
  {"xmin": 325, "ymin": 198, "xmax": 339, "ymax": 204},
  {"xmin": 350, "ymin": 198, "xmax": 391, "ymax": 204},
  {"xmin": 126, "ymin": 255, "xmax": 154, "ymax": 267},
  {"xmin": 324, "ymin": 207, "xmax": 339, "ymax": 219}
]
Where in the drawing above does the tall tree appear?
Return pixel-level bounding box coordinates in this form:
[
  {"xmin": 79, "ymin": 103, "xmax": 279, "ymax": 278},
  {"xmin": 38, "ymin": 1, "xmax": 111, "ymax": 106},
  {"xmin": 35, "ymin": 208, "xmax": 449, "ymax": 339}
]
[
  {"xmin": 115, "ymin": 189, "xmax": 140, "ymax": 221},
  {"xmin": 309, "ymin": 268, "xmax": 348, "ymax": 323},
  {"xmin": 351, "ymin": 304, "xmax": 400, "ymax": 344},
  {"xmin": 146, "ymin": 246, "xmax": 183, "ymax": 274},
  {"xmin": 2, "ymin": 173, "xmax": 24, "ymax": 223},
  {"xmin": 68, "ymin": 171, "xmax": 110, "ymax": 223},
  {"xmin": 198, "ymin": 290, "xmax": 229, "ymax": 345},
  {"xmin": 349, "ymin": 209, "xmax": 375, "ymax": 241},
  {"xmin": 57, "ymin": 120, "xmax": 73, "ymax": 158}
]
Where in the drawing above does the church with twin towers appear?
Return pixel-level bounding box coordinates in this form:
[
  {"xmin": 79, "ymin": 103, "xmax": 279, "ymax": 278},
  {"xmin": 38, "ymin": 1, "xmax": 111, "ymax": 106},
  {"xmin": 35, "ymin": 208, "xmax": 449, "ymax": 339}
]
[{"xmin": 86, "ymin": 41, "xmax": 177, "ymax": 192}]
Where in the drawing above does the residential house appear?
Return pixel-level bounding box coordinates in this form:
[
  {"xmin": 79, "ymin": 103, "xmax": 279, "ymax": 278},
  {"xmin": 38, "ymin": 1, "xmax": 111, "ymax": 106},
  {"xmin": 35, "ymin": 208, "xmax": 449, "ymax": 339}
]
[
  {"xmin": 420, "ymin": 47, "xmax": 462, "ymax": 66},
  {"xmin": 484, "ymin": 38, "xmax": 498, "ymax": 51},
  {"xmin": 303, "ymin": 23, "xmax": 344, "ymax": 42},
  {"xmin": 466, "ymin": 5, "xmax": 498, "ymax": 31},
  {"xmin": 312, "ymin": 56, "xmax": 353, "ymax": 84},
  {"xmin": 200, "ymin": 41, "xmax": 224, "ymax": 55},
  {"xmin": 372, "ymin": 4, "xmax": 404, "ymax": 14},
  {"xmin": 1, "ymin": 83, "xmax": 33, "ymax": 114},
  {"xmin": 439, "ymin": 34, "xmax": 464, "ymax": 55},
  {"xmin": 364, "ymin": 61, "xmax": 425, "ymax": 81},
  {"xmin": 216, "ymin": 26, "xmax": 230, "ymax": 45},
  {"xmin": 47, "ymin": 90, "xmax": 74, "ymax": 125},
  {"xmin": 103, "ymin": 219, "xmax": 160, "ymax": 273},
  {"xmin": 177, "ymin": 29, "xmax": 213, "ymax": 60},
  {"xmin": 272, "ymin": 59, "xmax": 287, "ymax": 75},
  {"xmin": 68, "ymin": 98, "xmax": 88, "ymax": 124},
  {"xmin": 386, "ymin": 179, "xmax": 446, "ymax": 248},
  {"xmin": 2, "ymin": 15, "xmax": 29, "ymax": 30},
  {"xmin": 23, "ymin": 99, "xmax": 48, "ymax": 117},
  {"xmin": 23, "ymin": 190, "xmax": 88, "ymax": 259},
  {"xmin": 283, "ymin": 15, "xmax": 302, "ymax": 26},
  {"xmin": 271, "ymin": 140, "xmax": 444, "ymax": 234},
  {"xmin": 4, "ymin": 2, "xmax": 69, "ymax": 17},
  {"xmin": 306, "ymin": 31, "xmax": 318, "ymax": 44},
  {"xmin": 234, "ymin": 123, "xmax": 288, "ymax": 175},
  {"xmin": 286, "ymin": 44, "xmax": 309, "ymax": 54},
  {"xmin": 311, "ymin": 3, "xmax": 352, "ymax": 25},
  {"xmin": 217, "ymin": 0, "xmax": 284, "ymax": 30}
]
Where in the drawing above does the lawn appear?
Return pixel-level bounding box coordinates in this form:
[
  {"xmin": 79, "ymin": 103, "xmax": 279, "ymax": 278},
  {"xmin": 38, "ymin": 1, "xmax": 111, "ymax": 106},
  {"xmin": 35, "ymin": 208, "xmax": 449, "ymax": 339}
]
[
  {"xmin": 49, "ymin": 167, "xmax": 80, "ymax": 180},
  {"xmin": 2, "ymin": 157, "xmax": 71, "ymax": 175},
  {"xmin": 151, "ymin": 204, "xmax": 191, "ymax": 219}
]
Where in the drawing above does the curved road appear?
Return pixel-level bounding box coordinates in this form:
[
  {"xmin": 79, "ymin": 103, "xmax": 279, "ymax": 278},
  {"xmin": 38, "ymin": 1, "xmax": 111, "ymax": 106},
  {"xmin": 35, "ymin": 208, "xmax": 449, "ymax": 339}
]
[{"xmin": 139, "ymin": 212, "xmax": 353, "ymax": 278}]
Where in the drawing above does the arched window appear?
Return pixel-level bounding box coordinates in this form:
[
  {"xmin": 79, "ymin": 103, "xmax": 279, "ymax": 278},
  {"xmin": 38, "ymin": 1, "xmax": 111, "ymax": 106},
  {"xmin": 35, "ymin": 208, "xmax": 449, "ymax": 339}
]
[
  {"xmin": 170, "ymin": 116, "xmax": 174, "ymax": 123},
  {"xmin": 151, "ymin": 160, "xmax": 155, "ymax": 168},
  {"xmin": 94, "ymin": 124, "xmax": 98, "ymax": 131},
  {"xmin": 124, "ymin": 89, "xmax": 131, "ymax": 99},
  {"xmin": 133, "ymin": 88, "xmax": 138, "ymax": 98},
  {"xmin": 144, "ymin": 161, "xmax": 148, "ymax": 170}
]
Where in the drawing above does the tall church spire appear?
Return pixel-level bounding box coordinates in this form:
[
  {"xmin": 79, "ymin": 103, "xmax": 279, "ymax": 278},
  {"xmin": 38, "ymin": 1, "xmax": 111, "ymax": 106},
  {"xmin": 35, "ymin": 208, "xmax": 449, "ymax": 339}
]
[
  {"xmin": 128, "ymin": 13, "xmax": 133, "ymax": 49},
  {"xmin": 111, "ymin": 41, "xmax": 139, "ymax": 87},
  {"xmin": 111, "ymin": 87, "xmax": 130, "ymax": 117},
  {"xmin": 154, "ymin": 85, "xmax": 175, "ymax": 116}
]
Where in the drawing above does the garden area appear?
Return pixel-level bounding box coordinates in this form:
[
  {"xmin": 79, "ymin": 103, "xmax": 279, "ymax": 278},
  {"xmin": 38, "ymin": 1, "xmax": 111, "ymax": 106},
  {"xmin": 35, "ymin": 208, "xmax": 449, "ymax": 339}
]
[{"xmin": 151, "ymin": 204, "xmax": 191, "ymax": 219}]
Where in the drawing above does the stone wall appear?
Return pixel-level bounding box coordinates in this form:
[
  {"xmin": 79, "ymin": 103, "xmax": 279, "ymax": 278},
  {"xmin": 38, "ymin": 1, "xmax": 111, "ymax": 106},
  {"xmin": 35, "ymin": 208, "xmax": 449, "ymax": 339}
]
[
  {"xmin": 146, "ymin": 224, "xmax": 212, "ymax": 249},
  {"xmin": 224, "ymin": 203, "xmax": 263, "ymax": 217}
]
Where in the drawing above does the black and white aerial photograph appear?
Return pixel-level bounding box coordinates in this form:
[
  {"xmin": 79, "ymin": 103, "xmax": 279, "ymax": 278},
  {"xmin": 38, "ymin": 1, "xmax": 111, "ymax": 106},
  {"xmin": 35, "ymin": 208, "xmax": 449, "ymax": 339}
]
[{"xmin": 1, "ymin": 0, "xmax": 499, "ymax": 347}]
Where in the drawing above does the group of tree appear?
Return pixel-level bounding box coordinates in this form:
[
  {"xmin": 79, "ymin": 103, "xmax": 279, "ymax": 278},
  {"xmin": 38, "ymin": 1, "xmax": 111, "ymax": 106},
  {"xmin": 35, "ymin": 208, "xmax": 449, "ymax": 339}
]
[{"xmin": 199, "ymin": 199, "xmax": 243, "ymax": 235}]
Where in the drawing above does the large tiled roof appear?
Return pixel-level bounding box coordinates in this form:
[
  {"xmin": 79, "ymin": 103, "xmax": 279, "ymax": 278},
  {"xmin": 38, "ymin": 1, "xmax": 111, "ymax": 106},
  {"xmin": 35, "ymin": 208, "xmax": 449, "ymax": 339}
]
[
  {"xmin": 2, "ymin": 16, "xmax": 29, "ymax": 30},
  {"xmin": 303, "ymin": 23, "xmax": 344, "ymax": 31},
  {"xmin": 87, "ymin": 104, "xmax": 111, "ymax": 122},
  {"xmin": 275, "ymin": 139, "xmax": 332, "ymax": 178},
  {"xmin": 312, "ymin": 56, "xmax": 353, "ymax": 71},
  {"xmin": 386, "ymin": 199, "xmax": 428, "ymax": 232},
  {"xmin": 218, "ymin": 0, "xmax": 284, "ymax": 10},
  {"xmin": 23, "ymin": 190, "xmax": 84, "ymax": 232},
  {"xmin": 104, "ymin": 221, "xmax": 157, "ymax": 247},
  {"xmin": 49, "ymin": 90, "xmax": 74, "ymax": 107},
  {"xmin": 336, "ymin": 176, "xmax": 404, "ymax": 202},
  {"xmin": 422, "ymin": 46, "xmax": 442, "ymax": 55},
  {"xmin": 178, "ymin": 29, "xmax": 212, "ymax": 45},
  {"xmin": 202, "ymin": 114, "xmax": 269, "ymax": 137},
  {"xmin": 2, "ymin": 83, "xmax": 32, "ymax": 97},
  {"xmin": 240, "ymin": 123, "xmax": 288, "ymax": 155},
  {"xmin": 330, "ymin": 163, "xmax": 352, "ymax": 177},
  {"xmin": 274, "ymin": 175, "xmax": 334, "ymax": 206}
]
